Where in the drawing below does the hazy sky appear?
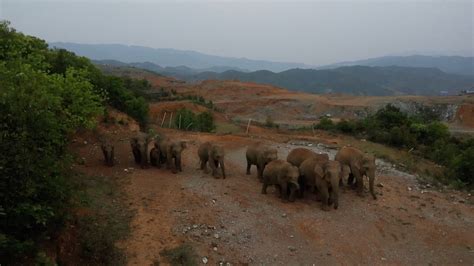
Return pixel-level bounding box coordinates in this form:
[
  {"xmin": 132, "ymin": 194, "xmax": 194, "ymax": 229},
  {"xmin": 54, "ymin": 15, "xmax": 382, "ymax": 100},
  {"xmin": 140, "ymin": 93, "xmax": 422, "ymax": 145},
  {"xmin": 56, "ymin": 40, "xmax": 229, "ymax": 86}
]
[{"xmin": 1, "ymin": 0, "xmax": 472, "ymax": 65}]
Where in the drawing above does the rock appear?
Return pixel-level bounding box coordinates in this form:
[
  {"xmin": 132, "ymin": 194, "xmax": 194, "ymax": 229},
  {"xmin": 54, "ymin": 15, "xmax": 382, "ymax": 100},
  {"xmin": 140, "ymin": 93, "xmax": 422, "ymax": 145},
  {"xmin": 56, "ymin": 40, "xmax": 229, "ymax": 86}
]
[
  {"xmin": 214, "ymin": 233, "xmax": 220, "ymax": 239},
  {"xmin": 213, "ymin": 247, "xmax": 218, "ymax": 251},
  {"xmin": 281, "ymin": 213, "xmax": 287, "ymax": 218},
  {"xmin": 381, "ymin": 257, "xmax": 387, "ymax": 261},
  {"xmin": 83, "ymin": 140, "xmax": 88, "ymax": 145},
  {"xmin": 290, "ymin": 235, "xmax": 294, "ymax": 238},
  {"xmin": 202, "ymin": 257, "xmax": 208, "ymax": 264},
  {"xmin": 407, "ymin": 187, "xmax": 412, "ymax": 191},
  {"xmin": 288, "ymin": 246, "xmax": 297, "ymax": 252},
  {"xmin": 193, "ymin": 224, "xmax": 198, "ymax": 229},
  {"xmin": 377, "ymin": 183, "xmax": 384, "ymax": 188}
]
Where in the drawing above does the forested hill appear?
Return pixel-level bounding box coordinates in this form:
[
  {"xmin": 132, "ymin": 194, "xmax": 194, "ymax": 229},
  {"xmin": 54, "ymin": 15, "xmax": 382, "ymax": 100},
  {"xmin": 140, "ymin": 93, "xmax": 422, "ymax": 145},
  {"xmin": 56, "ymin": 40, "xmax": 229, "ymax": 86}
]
[{"xmin": 190, "ymin": 65, "xmax": 474, "ymax": 96}]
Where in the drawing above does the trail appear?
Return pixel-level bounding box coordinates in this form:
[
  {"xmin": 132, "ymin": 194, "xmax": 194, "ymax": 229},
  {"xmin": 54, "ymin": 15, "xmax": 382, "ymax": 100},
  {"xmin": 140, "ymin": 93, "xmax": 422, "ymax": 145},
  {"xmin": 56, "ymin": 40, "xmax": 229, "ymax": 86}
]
[{"xmin": 77, "ymin": 130, "xmax": 474, "ymax": 265}]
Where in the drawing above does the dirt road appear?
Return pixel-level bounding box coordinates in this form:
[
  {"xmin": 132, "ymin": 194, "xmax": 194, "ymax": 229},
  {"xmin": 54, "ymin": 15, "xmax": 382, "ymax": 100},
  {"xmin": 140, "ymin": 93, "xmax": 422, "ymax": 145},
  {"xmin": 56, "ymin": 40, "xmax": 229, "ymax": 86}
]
[{"xmin": 77, "ymin": 130, "xmax": 474, "ymax": 265}]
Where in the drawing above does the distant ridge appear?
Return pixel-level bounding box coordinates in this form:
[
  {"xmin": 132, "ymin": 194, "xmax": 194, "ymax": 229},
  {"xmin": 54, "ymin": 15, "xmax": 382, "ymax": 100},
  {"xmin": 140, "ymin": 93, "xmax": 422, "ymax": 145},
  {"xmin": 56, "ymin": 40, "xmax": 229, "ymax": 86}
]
[
  {"xmin": 319, "ymin": 55, "xmax": 474, "ymax": 76},
  {"xmin": 50, "ymin": 42, "xmax": 311, "ymax": 72},
  {"xmin": 94, "ymin": 59, "xmax": 474, "ymax": 96}
]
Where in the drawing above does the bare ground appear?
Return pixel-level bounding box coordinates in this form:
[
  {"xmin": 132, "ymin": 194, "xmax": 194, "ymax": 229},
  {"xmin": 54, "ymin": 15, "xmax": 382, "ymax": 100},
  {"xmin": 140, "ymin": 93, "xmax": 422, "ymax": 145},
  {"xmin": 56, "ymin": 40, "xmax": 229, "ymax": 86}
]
[{"xmin": 74, "ymin": 129, "xmax": 474, "ymax": 265}]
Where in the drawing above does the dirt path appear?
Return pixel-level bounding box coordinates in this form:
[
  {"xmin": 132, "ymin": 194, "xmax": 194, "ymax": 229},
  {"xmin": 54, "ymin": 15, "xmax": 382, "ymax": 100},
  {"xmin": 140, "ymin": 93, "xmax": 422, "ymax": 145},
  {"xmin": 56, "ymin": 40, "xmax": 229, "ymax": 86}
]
[{"xmin": 77, "ymin": 130, "xmax": 474, "ymax": 265}]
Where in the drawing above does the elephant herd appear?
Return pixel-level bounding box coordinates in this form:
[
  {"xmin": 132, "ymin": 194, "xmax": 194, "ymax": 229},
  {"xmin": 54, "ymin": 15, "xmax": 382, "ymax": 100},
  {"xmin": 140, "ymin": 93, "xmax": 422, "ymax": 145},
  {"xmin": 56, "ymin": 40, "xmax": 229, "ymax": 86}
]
[
  {"xmin": 100, "ymin": 132, "xmax": 377, "ymax": 211},
  {"xmin": 254, "ymin": 146, "xmax": 377, "ymax": 211}
]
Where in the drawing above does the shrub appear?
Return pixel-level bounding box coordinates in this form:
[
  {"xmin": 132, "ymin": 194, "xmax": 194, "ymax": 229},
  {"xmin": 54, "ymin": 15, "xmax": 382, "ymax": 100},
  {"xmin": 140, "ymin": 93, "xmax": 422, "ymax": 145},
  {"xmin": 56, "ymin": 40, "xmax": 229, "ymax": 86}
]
[
  {"xmin": 0, "ymin": 27, "xmax": 103, "ymax": 259},
  {"xmin": 315, "ymin": 117, "xmax": 335, "ymax": 130},
  {"xmin": 173, "ymin": 108, "xmax": 215, "ymax": 132}
]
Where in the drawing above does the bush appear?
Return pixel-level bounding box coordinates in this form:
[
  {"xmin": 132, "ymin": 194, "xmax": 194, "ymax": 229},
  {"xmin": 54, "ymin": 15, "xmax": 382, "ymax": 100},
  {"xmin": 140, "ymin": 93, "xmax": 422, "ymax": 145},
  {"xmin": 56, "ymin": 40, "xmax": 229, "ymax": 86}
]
[
  {"xmin": 313, "ymin": 102, "xmax": 473, "ymax": 188},
  {"xmin": 0, "ymin": 21, "xmax": 103, "ymax": 260},
  {"xmin": 315, "ymin": 117, "xmax": 335, "ymax": 130},
  {"xmin": 174, "ymin": 108, "xmax": 215, "ymax": 132}
]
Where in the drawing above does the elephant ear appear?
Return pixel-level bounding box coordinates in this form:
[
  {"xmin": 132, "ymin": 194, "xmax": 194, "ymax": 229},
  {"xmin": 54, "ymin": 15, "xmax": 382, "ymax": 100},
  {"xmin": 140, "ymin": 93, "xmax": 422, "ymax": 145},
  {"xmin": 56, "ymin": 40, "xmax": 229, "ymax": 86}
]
[{"xmin": 279, "ymin": 165, "xmax": 289, "ymax": 180}]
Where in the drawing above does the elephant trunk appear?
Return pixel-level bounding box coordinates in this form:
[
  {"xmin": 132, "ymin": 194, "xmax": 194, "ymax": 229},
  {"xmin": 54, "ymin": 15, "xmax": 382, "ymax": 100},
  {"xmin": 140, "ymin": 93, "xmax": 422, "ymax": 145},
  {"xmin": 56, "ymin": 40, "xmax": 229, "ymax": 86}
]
[
  {"xmin": 330, "ymin": 177, "xmax": 339, "ymax": 209},
  {"xmin": 288, "ymin": 181, "xmax": 300, "ymax": 202},
  {"xmin": 368, "ymin": 168, "xmax": 377, "ymax": 200},
  {"xmin": 220, "ymin": 159, "xmax": 226, "ymax": 179}
]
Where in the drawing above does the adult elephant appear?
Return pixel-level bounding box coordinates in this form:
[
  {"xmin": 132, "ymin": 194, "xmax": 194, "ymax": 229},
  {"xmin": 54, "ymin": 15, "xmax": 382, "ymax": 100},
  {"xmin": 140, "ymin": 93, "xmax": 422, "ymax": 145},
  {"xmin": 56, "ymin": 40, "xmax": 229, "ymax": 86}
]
[
  {"xmin": 198, "ymin": 142, "xmax": 226, "ymax": 179},
  {"xmin": 159, "ymin": 138, "xmax": 187, "ymax": 174},
  {"xmin": 335, "ymin": 146, "xmax": 377, "ymax": 199},
  {"xmin": 287, "ymin": 147, "xmax": 329, "ymax": 167},
  {"xmin": 246, "ymin": 143, "xmax": 278, "ymax": 180},
  {"xmin": 261, "ymin": 160, "xmax": 300, "ymax": 202},
  {"xmin": 130, "ymin": 132, "xmax": 150, "ymax": 168}
]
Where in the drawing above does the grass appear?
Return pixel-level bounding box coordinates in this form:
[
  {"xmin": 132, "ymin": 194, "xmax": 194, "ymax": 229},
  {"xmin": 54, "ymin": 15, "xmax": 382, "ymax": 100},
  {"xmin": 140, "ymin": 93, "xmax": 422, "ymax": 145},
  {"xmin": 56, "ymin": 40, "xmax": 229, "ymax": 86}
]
[
  {"xmin": 71, "ymin": 173, "xmax": 133, "ymax": 265},
  {"xmin": 160, "ymin": 244, "xmax": 198, "ymax": 266},
  {"xmin": 215, "ymin": 121, "xmax": 242, "ymax": 134}
]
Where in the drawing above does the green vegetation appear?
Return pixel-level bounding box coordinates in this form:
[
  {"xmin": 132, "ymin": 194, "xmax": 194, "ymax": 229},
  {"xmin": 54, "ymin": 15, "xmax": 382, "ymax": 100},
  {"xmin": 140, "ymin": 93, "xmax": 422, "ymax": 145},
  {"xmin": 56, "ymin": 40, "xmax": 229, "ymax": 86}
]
[
  {"xmin": 0, "ymin": 21, "xmax": 140, "ymax": 261},
  {"xmin": 73, "ymin": 174, "xmax": 132, "ymax": 265},
  {"xmin": 160, "ymin": 244, "xmax": 198, "ymax": 266},
  {"xmin": 315, "ymin": 104, "xmax": 474, "ymax": 187},
  {"xmin": 174, "ymin": 108, "xmax": 216, "ymax": 132}
]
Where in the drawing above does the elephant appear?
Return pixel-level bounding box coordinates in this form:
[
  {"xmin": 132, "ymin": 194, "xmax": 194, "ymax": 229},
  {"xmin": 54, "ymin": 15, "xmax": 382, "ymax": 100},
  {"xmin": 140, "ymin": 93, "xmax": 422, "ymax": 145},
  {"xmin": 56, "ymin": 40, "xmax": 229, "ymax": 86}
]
[
  {"xmin": 335, "ymin": 146, "xmax": 377, "ymax": 199},
  {"xmin": 298, "ymin": 157, "xmax": 325, "ymax": 197},
  {"xmin": 130, "ymin": 132, "xmax": 150, "ymax": 168},
  {"xmin": 149, "ymin": 134, "xmax": 165, "ymax": 168},
  {"xmin": 159, "ymin": 138, "xmax": 187, "ymax": 173},
  {"xmin": 287, "ymin": 147, "xmax": 329, "ymax": 167},
  {"xmin": 149, "ymin": 147, "xmax": 160, "ymax": 167},
  {"xmin": 261, "ymin": 160, "xmax": 300, "ymax": 202},
  {"xmin": 100, "ymin": 139, "xmax": 114, "ymax": 167},
  {"xmin": 313, "ymin": 160, "xmax": 343, "ymax": 211},
  {"xmin": 246, "ymin": 143, "xmax": 278, "ymax": 180},
  {"xmin": 198, "ymin": 142, "xmax": 226, "ymax": 179}
]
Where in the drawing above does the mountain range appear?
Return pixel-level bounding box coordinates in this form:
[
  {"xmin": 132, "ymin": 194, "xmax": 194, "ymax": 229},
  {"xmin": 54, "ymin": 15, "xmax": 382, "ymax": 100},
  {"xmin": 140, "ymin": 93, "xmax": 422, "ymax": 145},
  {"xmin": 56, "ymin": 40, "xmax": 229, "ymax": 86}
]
[
  {"xmin": 50, "ymin": 42, "xmax": 308, "ymax": 72},
  {"xmin": 51, "ymin": 42, "xmax": 474, "ymax": 76},
  {"xmin": 95, "ymin": 59, "xmax": 474, "ymax": 96}
]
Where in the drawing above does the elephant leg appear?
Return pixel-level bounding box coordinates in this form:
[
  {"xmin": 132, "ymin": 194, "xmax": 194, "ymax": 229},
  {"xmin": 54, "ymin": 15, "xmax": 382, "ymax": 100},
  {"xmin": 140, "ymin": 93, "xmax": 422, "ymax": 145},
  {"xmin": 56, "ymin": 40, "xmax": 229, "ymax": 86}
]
[
  {"xmin": 256, "ymin": 164, "xmax": 263, "ymax": 180},
  {"xmin": 288, "ymin": 183, "xmax": 297, "ymax": 202},
  {"xmin": 201, "ymin": 159, "xmax": 209, "ymax": 173},
  {"xmin": 280, "ymin": 182, "xmax": 288, "ymax": 201},
  {"xmin": 220, "ymin": 160, "xmax": 226, "ymax": 179},
  {"xmin": 330, "ymin": 179, "xmax": 339, "ymax": 210},
  {"xmin": 298, "ymin": 176, "xmax": 305, "ymax": 198},
  {"xmin": 369, "ymin": 174, "xmax": 377, "ymax": 200},
  {"xmin": 347, "ymin": 173, "xmax": 355, "ymax": 186},
  {"xmin": 261, "ymin": 183, "xmax": 268, "ymax": 194},
  {"xmin": 350, "ymin": 166, "xmax": 364, "ymax": 197},
  {"xmin": 246, "ymin": 161, "xmax": 251, "ymax": 175}
]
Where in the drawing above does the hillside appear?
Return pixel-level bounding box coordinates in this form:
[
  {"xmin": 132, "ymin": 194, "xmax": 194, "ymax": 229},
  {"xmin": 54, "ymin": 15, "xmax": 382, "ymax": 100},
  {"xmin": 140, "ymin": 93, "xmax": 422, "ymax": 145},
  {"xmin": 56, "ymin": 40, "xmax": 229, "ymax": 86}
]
[
  {"xmin": 320, "ymin": 55, "xmax": 474, "ymax": 76},
  {"xmin": 190, "ymin": 66, "xmax": 474, "ymax": 96},
  {"xmin": 50, "ymin": 42, "xmax": 310, "ymax": 72}
]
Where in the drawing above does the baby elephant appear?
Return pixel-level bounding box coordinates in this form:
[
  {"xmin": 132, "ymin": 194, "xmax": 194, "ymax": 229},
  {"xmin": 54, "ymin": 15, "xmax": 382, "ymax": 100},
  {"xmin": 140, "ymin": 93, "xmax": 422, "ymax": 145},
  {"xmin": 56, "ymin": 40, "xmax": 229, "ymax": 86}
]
[
  {"xmin": 198, "ymin": 142, "xmax": 226, "ymax": 179},
  {"xmin": 246, "ymin": 143, "xmax": 278, "ymax": 180},
  {"xmin": 159, "ymin": 138, "xmax": 187, "ymax": 174},
  {"xmin": 100, "ymin": 139, "xmax": 115, "ymax": 167},
  {"xmin": 313, "ymin": 160, "xmax": 343, "ymax": 211},
  {"xmin": 261, "ymin": 160, "xmax": 300, "ymax": 202}
]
